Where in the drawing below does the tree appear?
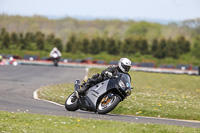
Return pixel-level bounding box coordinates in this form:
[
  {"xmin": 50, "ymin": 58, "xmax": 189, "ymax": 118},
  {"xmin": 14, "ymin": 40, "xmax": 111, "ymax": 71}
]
[
  {"xmin": 151, "ymin": 39, "xmax": 160, "ymax": 58},
  {"xmin": 81, "ymin": 37, "xmax": 90, "ymax": 54},
  {"xmin": 100, "ymin": 38, "xmax": 106, "ymax": 52},
  {"xmin": 11, "ymin": 32, "xmax": 18, "ymax": 43},
  {"xmin": 66, "ymin": 33, "xmax": 76, "ymax": 53},
  {"xmin": 24, "ymin": 32, "xmax": 36, "ymax": 50},
  {"xmin": 46, "ymin": 33, "xmax": 55, "ymax": 44},
  {"xmin": 192, "ymin": 36, "xmax": 200, "ymax": 59},
  {"xmin": 159, "ymin": 38, "xmax": 167, "ymax": 58},
  {"xmin": 88, "ymin": 38, "xmax": 100, "ymax": 54},
  {"xmin": 139, "ymin": 37, "xmax": 148, "ymax": 54},
  {"xmin": 123, "ymin": 36, "xmax": 135, "ymax": 54},
  {"xmin": 19, "ymin": 33, "xmax": 26, "ymax": 49},
  {"xmin": 10, "ymin": 32, "xmax": 18, "ymax": 49},
  {"xmin": 35, "ymin": 32, "xmax": 45, "ymax": 50},
  {"xmin": 176, "ymin": 35, "xmax": 190, "ymax": 54},
  {"xmin": 25, "ymin": 32, "xmax": 32, "ymax": 42},
  {"xmin": 36, "ymin": 35, "xmax": 45, "ymax": 50},
  {"xmin": 0, "ymin": 28, "xmax": 6, "ymax": 37},
  {"xmin": 1, "ymin": 32, "xmax": 10, "ymax": 49},
  {"xmin": 53, "ymin": 38, "xmax": 63, "ymax": 52},
  {"xmin": 106, "ymin": 37, "xmax": 118, "ymax": 55},
  {"xmin": 151, "ymin": 39, "xmax": 158, "ymax": 53},
  {"xmin": 166, "ymin": 38, "xmax": 179, "ymax": 58},
  {"xmin": 151, "ymin": 38, "xmax": 167, "ymax": 59}
]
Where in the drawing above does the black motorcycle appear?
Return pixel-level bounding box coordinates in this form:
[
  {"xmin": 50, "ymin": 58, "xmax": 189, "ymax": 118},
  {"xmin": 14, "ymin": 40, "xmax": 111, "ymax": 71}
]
[
  {"xmin": 65, "ymin": 72, "xmax": 133, "ymax": 114},
  {"xmin": 51, "ymin": 53, "xmax": 60, "ymax": 67}
]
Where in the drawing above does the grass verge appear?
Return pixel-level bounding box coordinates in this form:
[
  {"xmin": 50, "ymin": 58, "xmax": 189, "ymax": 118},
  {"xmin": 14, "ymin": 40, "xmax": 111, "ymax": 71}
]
[
  {"xmin": 38, "ymin": 68, "xmax": 200, "ymax": 121},
  {"xmin": 0, "ymin": 111, "xmax": 200, "ymax": 133}
]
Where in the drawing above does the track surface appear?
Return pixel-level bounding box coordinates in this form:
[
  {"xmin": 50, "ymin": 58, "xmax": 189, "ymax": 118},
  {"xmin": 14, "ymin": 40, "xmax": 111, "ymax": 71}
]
[{"xmin": 0, "ymin": 65, "xmax": 199, "ymax": 128}]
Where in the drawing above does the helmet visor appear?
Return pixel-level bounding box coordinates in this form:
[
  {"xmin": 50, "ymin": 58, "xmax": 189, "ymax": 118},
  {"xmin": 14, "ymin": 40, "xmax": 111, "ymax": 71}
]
[{"xmin": 121, "ymin": 63, "xmax": 131, "ymax": 72}]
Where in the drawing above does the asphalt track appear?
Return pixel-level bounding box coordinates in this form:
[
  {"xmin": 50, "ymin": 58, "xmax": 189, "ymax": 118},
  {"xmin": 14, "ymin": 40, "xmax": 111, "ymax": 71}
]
[{"xmin": 0, "ymin": 65, "xmax": 199, "ymax": 128}]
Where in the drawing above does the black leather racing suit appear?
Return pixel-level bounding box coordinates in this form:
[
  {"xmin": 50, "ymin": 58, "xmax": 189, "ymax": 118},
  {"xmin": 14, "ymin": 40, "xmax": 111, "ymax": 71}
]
[{"xmin": 77, "ymin": 65, "xmax": 124, "ymax": 95}]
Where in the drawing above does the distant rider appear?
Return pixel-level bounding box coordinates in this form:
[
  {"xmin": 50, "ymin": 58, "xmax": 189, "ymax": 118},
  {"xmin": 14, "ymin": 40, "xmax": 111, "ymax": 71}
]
[
  {"xmin": 74, "ymin": 58, "xmax": 132, "ymax": 98},
  {"xmin": 0, "ymin": 55, "xmax": 6, "ymax": 65},
  {"xmin": 0, "ymin": 55, "xmax": 3, "ymax": 62},
  {"xmin": 50, "ymin": 47, "xmax": 62, "ymax": 58}
]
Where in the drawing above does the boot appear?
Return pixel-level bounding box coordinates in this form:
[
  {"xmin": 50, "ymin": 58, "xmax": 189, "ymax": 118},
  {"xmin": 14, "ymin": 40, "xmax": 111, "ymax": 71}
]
[{"xmin": 77, "ymin": 81, "xmax": 91, "ymax": 96}]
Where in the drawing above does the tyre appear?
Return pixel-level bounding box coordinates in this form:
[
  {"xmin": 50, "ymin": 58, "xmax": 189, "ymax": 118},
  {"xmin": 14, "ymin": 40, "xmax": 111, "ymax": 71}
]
[
  {"xmin": 65, "ymin": 93, "xmax": 79, "ymax": 111},
  {"xmin": 97, "ymin": 93, "xmax": 121, "ymax": 114},
  {"xmin": 54, "ymin": 61, "xmax": 58, "ymax": 66}
]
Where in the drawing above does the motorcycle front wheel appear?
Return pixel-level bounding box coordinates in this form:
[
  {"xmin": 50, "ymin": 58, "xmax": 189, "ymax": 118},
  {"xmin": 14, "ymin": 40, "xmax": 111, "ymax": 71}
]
[
  {"xmin": 53, "ymin": 60, "xmax": 58, "ymax": 67},
  {"xmin": 65, "ymin": 92, "xmax": 79, "ymax": 111},
  {"xmin": 97, "ymin": 93, "xmax": 121, "ymax": 114}
]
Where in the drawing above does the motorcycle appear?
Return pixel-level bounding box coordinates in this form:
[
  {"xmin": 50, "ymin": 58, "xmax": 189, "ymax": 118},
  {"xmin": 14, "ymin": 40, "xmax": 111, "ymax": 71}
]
[
  {"xmin": 65, "ymin": 72, "xmax": 133, "ymax": 114},
  {"xmin": 51, "ymin": 53, "xmax": 60, "ymax": 67},
  {"xmin": 9, "ymin": 57, "xmax": 18, "ymax": 66}
]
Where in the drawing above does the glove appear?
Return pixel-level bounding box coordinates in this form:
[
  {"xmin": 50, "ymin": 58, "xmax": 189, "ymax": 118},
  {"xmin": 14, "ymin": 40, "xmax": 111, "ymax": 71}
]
[{"xmin": 105, "ymin": 71, "xmax": 112, "ymax": 78}]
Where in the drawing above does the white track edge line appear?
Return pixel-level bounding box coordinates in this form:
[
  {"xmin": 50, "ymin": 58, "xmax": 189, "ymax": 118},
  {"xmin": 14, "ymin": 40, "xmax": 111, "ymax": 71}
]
[
  {"xmin": 32, "ymin": 68, "xmax": 200, "ymax": 124},
  {"xmin": 33, "ymin": 68, "xmax": 89, "ymax": 108},
  {"xmin": 33, "ymin": 88, "xmax": 64, "ymax": 107},
  {"xmin": 33, "ymin": 87, "xmax": 200, "ymax": 123}
]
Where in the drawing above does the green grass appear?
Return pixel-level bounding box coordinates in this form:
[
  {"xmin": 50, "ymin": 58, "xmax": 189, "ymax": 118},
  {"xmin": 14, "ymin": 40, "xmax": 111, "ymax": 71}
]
[
  {"xmin": 0, "ymin": 111, "xmax": 199, "ymax": 133},
  {"xmin": 38, "ymin": 68, "xmax": 200, "ymax": 121},
  {"xmin": 113, "ymin": 71, "xmax": 200, "ymax": 120}
]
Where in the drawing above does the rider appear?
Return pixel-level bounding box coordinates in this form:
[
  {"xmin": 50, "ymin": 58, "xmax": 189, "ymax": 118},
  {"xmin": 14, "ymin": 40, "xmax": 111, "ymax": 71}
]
[
  {"xmin": 0, "ymin": 55, "xmax": 6, "ymax": 65},
  {"xmin": 74, "ymin": 58, "xmax": 132, "ymax": 98},
  {"xmin": 0, "ymin": 55, "xmax": 3, "ymax": 62},
  {"xmin": 50, "ymin": 47, "xmax": 62, "ymax": 58}
]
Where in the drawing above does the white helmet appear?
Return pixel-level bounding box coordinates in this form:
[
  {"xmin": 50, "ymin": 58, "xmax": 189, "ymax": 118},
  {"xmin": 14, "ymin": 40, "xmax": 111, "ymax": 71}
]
[
  {"xmin": 53, "ymin": 47, "xmax": 58, "ymax": 51},
  {"xmin": 118, "ymin": 58, "xmax": 131, "ymax": 73},
  {"xmin": 9, "ymin": 57, "xmax": 14, "ymax": 61}
]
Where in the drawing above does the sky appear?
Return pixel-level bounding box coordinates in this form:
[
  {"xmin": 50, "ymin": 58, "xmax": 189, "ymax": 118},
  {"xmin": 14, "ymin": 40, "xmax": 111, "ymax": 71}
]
[{"xmin": 0, "ymin": 0, "xmax": 200, "ymax": 22}]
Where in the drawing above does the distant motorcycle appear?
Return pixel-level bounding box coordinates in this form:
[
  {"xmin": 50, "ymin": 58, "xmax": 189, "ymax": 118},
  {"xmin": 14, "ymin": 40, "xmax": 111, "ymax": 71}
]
[
  {"xmin": 65, "ymin": 72, "xmax": 133, "ymax": 114},
  {"xmin": 9, "ymin": 57, "xmax": 18, "ymax": 66},
  {"xmin": 51, "ymin": 53, "xmax": 60, "ymax": 67}
]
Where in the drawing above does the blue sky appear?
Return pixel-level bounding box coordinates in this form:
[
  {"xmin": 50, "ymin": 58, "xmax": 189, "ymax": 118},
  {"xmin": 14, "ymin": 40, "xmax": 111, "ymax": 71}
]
[{"xmin": 0, "ymin": 0, "xmax": 200, "ymax": 21}]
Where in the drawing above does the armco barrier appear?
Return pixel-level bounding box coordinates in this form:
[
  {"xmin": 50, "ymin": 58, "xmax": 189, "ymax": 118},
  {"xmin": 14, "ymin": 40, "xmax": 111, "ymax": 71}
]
[{"xmin": 17, "ymin": 60, "xmax": 199, "ymax": 75}]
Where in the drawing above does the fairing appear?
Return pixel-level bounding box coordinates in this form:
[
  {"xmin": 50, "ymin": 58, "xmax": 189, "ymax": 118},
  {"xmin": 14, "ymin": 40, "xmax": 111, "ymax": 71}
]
[{"xmin": 77, "ymin": 72, "xmax": 131, "ymax": 111}]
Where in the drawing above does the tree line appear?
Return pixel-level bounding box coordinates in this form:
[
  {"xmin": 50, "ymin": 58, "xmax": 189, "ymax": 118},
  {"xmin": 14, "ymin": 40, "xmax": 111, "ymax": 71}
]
[
  {"xmin": 66, "ymin": 33, "xmax": 191, "ymax": 59},
  {"xmin": 1, "ymin": 15, "xmax": 198, "ymax": 44},
  {"xmin": 1, "ymin": 27, "xmax": 199, "ymax": 59},
  {"xmin": 0, "ymin": 28, "xmax": 63, "ymax": 52}
]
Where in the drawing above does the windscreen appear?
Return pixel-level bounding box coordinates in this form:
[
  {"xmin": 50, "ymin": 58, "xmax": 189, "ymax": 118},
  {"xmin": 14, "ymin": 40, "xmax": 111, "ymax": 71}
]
[{"xmin": 120, "ymin": 73, "xmax": 131, "ymax": 84}]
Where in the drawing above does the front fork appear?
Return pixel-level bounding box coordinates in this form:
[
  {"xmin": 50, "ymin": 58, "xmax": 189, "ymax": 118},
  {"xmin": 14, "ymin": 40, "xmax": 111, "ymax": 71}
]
[{"xmin": 74, "ymin": 80, "xmax": 80, "ymax": 91}]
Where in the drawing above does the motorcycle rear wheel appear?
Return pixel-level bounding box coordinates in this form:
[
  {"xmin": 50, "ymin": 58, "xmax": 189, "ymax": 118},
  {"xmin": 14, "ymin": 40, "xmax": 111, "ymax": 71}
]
[
  {"xmin": 65, "ymin": 92, "xmax": 79, "ymax": 111},
  {"xmin": 97, "ymin": 93, "xmax": 121, "ymax": 114},
  {"xmin": 53, "ymin": 60, "xmax": 58, "ymax": 67}
]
